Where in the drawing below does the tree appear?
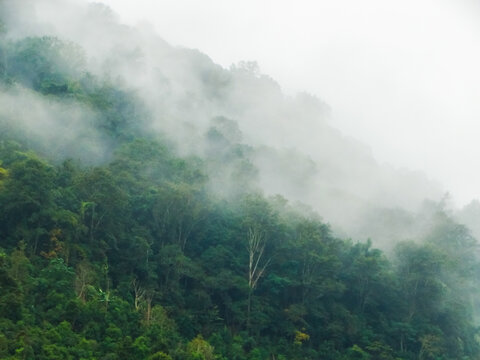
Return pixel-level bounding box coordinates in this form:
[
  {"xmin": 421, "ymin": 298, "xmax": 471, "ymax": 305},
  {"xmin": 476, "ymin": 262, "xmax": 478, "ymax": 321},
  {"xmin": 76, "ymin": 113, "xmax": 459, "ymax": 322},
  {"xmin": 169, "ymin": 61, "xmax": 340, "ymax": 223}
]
[
  {"xmin": 0, "ymin": 155, "xmax": 56, "ymax": 253},
  {"xmin": 0, "ymin": 163, "xmax": 7, "ymax": 189},
  {"xmin": 6, "ymin": 36, "xmax": 85, "ymax": 94},
  {"xmin": 186, "ymin": 335, "xmax": 215, "ymax": 360},
  {"xmin": 246, "ymin": 226, "xmax": 271, "ymax": 331},
  {"xmin": 150, "ymin": 182, "xmax": 206, "ymax": 251}
]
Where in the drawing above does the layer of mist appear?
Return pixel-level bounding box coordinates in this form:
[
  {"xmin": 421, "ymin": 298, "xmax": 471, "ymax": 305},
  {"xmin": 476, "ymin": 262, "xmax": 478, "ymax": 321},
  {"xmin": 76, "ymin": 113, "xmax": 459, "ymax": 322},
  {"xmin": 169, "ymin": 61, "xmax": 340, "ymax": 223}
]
[
  {"xmin": 0, "ymin": 0, "xmax": 460, "ymax": 249},
  {"xmin": 0, "ymin": 85, "xmax": 110, "ymax": 163}
]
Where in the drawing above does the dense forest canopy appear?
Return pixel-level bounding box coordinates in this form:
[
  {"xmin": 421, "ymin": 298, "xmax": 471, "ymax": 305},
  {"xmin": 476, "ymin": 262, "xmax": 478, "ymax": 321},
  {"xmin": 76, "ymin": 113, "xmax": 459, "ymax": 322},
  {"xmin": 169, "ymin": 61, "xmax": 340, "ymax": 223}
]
[{"xmin": 0, "ymin": 1, "xmax": 480, "ymax": 359}]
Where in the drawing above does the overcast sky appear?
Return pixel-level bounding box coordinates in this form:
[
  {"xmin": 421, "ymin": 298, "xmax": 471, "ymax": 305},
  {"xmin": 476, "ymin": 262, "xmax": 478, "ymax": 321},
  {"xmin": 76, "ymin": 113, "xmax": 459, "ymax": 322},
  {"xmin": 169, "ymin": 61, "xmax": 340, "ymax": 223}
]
[{"xmin": 90, "ymin": 0, "xmax": 480, "ymax": 206}]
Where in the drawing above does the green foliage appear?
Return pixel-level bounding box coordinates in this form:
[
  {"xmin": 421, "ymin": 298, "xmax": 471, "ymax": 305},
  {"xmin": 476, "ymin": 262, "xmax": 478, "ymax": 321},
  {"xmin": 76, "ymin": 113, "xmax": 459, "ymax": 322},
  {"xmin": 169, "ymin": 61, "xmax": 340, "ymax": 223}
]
[
  {"xmin": 0, "ymin": 137, "xmax": 478, "ymax": 360},
  {"xmin": 0, "ymin": 165, "xmax": 7, "ymax": 183},
  {"xmin": 186, "ymin": 335, "xmax": 216, "ymax": 360},
  {"xmin": 6, "ymin": 36, "xmax": 85, "ymax": 94},
  {"xmin": 0, "ymin": 21, "xmax": 479, "ymax": 360},
  {"xmin": 345, "ymin": 344, "xmax": 370, "ymax": 360},
  {"xmin": 149, "ymin": 351, "xmax": 173, "ymax": 360}
]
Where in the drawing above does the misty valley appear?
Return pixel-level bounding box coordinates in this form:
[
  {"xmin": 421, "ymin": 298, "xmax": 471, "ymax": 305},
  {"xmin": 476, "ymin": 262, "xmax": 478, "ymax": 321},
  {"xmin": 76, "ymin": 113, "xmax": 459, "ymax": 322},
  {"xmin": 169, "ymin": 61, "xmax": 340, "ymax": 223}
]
[{"xmin": 0, "ymin": 1, "xmax": 480, "ymax": 359}]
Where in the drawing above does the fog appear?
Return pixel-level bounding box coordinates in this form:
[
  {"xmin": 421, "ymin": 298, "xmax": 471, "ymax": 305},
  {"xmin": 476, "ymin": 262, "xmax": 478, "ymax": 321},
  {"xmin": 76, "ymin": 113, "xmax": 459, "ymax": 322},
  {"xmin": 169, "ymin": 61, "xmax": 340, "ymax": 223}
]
[
  {"xmin": 94, "ymin": 0, "xmax": 480, "ymax": 208},
  {"xmin": 0, "ymin": 85, "xmax": 110, "ymax": 163},
  {"xmin": 2, "ymin": 0, "xmax": 479, "ymax": 248}
]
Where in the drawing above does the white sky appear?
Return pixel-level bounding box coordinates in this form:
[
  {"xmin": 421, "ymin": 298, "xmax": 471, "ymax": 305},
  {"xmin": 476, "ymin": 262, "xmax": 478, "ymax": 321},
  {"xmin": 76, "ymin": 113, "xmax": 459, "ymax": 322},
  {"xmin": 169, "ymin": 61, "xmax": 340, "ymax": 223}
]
[{"xmin": 91, "ymin": 0, "xmax": 480, "ymax": 206}]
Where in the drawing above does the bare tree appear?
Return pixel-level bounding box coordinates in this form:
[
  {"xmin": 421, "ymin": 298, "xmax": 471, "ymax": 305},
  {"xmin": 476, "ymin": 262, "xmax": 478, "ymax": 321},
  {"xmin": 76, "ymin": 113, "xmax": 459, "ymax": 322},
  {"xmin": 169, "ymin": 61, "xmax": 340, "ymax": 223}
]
[
  {"xmin": 132, "ymin": 278, "xmax": 146, "ymax": 311},
  {"xmin": 247, "ymin": 227, "xmax": 271, "ymax": 330}
]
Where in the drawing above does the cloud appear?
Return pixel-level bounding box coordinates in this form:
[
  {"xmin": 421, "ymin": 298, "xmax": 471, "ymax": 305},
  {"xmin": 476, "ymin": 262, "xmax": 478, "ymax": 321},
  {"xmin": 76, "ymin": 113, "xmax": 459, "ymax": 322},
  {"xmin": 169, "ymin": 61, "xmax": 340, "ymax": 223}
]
[{"xmin": 0, "ymin": 0, "xmax": 447, "ymax": 246}]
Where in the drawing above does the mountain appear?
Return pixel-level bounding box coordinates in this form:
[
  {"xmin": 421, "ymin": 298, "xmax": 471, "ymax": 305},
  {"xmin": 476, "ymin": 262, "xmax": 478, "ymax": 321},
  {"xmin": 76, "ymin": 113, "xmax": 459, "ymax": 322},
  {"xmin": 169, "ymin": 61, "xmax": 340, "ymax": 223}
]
[
  {"xmin": 0, "ymin": 1, "xmax": 478, "ymax": 359},
  {"xmin": 0, "ymin": 0, "xmax": 445, "ymax": 248}
]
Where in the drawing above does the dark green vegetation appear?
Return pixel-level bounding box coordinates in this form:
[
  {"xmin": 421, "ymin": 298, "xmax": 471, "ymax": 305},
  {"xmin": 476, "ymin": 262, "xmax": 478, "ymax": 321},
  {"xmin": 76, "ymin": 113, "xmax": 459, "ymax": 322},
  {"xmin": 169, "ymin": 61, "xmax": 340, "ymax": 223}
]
[{"xmin": 0, "ymin": 14, "xmax": 480, "ymax": 360}]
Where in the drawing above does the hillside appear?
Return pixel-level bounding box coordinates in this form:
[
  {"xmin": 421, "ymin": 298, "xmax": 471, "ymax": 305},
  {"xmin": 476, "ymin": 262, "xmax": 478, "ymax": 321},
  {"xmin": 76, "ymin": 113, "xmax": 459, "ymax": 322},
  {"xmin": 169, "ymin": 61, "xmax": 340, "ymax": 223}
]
[
  {"xmin": 0, "ymin": 1, "xmax": 479, "ymax": 359},
  {"xmin": 0, "ymin": 0, "xmax": 446, "ymax": 246}
]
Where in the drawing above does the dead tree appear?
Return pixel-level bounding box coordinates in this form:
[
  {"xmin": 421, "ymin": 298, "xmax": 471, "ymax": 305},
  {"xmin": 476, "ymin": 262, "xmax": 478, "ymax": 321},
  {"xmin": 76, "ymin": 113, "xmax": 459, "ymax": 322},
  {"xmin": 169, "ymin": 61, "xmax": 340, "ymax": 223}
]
[
  {"xmin": 132, "ymin": 278, "xmax": 146, "ymax": 311},
  {"xmin": 247, "ymin": 227, "xmax": 271, "ymax": 330}
]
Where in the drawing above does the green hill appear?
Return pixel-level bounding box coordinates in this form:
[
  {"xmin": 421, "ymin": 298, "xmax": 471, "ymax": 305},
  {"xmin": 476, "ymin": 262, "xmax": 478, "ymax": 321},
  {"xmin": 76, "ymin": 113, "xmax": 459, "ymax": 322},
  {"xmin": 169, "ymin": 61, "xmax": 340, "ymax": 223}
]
[{"xmin": 0, "ymin": 1, "xmax": 479, "ymax": 359}]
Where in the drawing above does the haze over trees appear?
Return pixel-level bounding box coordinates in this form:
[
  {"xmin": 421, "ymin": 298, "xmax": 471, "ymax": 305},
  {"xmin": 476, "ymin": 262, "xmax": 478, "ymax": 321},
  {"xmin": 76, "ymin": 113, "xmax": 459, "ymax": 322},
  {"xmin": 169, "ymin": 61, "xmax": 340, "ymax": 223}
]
[{"xmin": 0, "ymin": 1, "xmax": 479, "ymax": 359}]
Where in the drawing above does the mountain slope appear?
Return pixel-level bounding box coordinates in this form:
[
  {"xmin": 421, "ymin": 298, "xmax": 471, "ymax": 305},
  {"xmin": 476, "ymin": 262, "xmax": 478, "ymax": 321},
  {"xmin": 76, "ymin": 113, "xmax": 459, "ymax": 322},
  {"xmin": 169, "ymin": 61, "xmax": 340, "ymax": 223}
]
[
  {"xmin": 0, "ymin": 0, "xmax": 444, "ymax": 246},
  {"xmin": 0, "ymin": 1, "xmax": 479, "ymax": 359}
]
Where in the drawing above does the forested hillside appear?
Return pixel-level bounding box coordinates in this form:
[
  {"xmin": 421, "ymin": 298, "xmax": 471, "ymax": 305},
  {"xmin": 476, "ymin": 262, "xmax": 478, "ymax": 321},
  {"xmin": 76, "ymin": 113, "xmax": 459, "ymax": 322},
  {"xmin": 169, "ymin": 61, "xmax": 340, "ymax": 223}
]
[
  {"xmin": 0, "ymin": 1, "xmax": 480, "ymax": 359},
  {"xmin": 0, "ymin": 0, "xmax": 446, "ymax": 245}
]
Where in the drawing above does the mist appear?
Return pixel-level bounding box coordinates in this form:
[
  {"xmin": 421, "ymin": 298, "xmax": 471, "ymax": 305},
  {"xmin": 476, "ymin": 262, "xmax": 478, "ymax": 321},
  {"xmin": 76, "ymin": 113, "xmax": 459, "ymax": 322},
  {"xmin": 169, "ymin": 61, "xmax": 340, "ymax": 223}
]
[
  {"xmin": 2, "ymin": 2, "xmax": 480, "ymax": 357},
  {"xmin": 0, "ymin": 84, "xmax": 112, "ymax": 163},
  {"xmin": 95, "ymin": 0, "xmax": 480, "ymax": 207},
  {"xmin": 2, "ymin": 0, "xmax": 476, "ymax": 250}
]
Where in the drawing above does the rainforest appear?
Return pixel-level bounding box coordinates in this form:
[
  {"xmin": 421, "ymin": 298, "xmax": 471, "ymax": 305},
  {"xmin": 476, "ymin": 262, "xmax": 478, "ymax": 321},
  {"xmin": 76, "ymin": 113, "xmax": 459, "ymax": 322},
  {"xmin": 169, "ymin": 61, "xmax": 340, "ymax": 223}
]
[{"xmin": 0, "ymin": 1, "xmax": 479, "ymax": 359}]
